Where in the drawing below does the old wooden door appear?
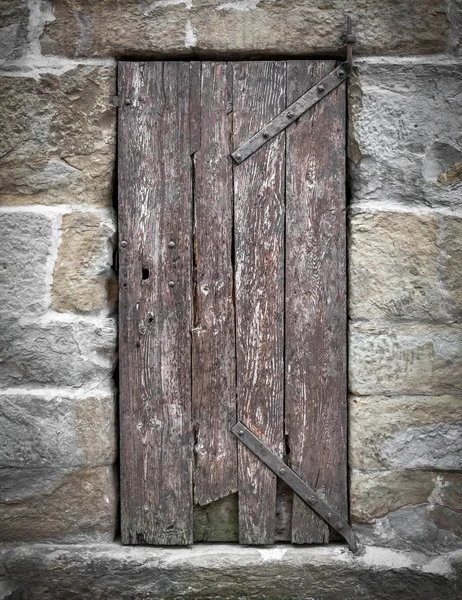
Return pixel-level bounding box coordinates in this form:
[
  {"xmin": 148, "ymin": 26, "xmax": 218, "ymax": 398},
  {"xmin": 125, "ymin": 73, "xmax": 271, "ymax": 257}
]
[{"xmin": 118, "ymin": 60, "xmax": 347, "ymax": 546}]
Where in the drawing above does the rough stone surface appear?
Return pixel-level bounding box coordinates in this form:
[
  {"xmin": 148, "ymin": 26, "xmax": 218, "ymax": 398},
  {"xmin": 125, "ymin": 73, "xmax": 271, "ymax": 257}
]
[
  {"xmin": 444, "ymin": 217, "xmax": 462, "ymax": 321},
  {"xmin": 0, "ymin": 317, "xmax": 116, "ymax": 389},
  {"xmin": 351, "ymin": 471, "xmax": 434, "ymax": 522},
  {"xmin": 0, "ymin": 212, "xmax": 52, "ymax": 318},
  {"xmin": 349, "ymin": 395, "xmax": 462, "ymax": 470},
  {"xmin": 349, "ymin": 322, "xmax": 462, "ymax": 395},
  {"xmin": 356, "ymin": 503, "xmax": 462, "ymax": 554},
  {"xmin": 350, "ymin": 62, "xmax": 462, "ymax": 210},
  {"xmin": 0, "ymin": 0, "xmax": 29, "ymax": 62},
  {"xmin": 0, "ymin": 466, "xmax": 117, "ymax": 543},
  {"xmin": 53, "ymin": 211, "xmax": 117, "ymax": 313},
  {"xmin": 349, "ymin": 213, "xmax": 443, "ymax": 321},
  {"xmin": 0, "ymin": 580, "xmax": 23, "ymax": 600},
  {"xmin": 1, "ymin": 543, "xmax": 460, "ymax": 600},
  {"xmin": 39, "ymin": 0, "xmax": 450, "ymax": 58},
  {"xmin": 0, "ymin": 67, "xmax": 116, "ymax": 206},
  {"xmin": 0, "ymin": 394, "xmax": 116, "ymax": 468},
  {"xmin": 350, "ymin": 471, "xmax": 462, "ymax": 523}
]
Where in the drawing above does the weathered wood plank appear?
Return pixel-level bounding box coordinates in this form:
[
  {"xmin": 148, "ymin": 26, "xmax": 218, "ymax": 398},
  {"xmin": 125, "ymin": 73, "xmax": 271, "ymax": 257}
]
[
  {"xmin": 118, "ymin": 61, "xmax": 193, "ymax": 545},
  {"xmin": 233, "ymin": 61, "xmax": 285, "ymax": 545},
  {"xmin": 192, "ymin": 61, "xmax": 237, "ymax": 506},
  {"xmin": 285, "ymin": 60, "xmax": 348, "ymax": 544}
]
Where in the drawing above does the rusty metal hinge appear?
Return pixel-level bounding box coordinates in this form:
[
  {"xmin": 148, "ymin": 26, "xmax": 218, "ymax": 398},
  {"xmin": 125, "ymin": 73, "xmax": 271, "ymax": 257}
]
[
  {"xmin": 231, "ymin": 19, "xmax": 355, "ymax": 165},
  {"xmin": 232, "ymin": 422, "xmax": 357, "ymax": 552}
]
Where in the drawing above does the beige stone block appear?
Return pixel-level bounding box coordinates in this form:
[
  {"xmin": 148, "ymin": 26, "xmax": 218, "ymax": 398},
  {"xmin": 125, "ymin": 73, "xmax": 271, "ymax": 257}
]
[
  {"xmin": 350, "ymin": 470, "xmax": 434, "ymax": 522},
  {"xmin": 0, "ymin": 67, "xmax": 115, "ymax": 206},
  {"xmin": 52, "ymin": 211, "xmax": 116, "ymax": 313},
  {"xmin": 443, "ymin": 216, "xmax": 462, "ymax": 321},
  {"xmin": 349, "ymin": 395, "xmax": 462, "ymax": 470},
  {"xmin": 349, "ymin": 213, "xmax": 441, "ymax": 320},
  {"xmin": 349, "ymin": 322, "xmax": 462, "ymax": 395},
  {"xmin": 39, "ymin": 0, "xmax": 449, "ymax": 58},
  {"xmin": 0, "ymin": 466, "xmax": 117, "ymax": 542},
  {"xmin": 0, "ymin": 394, "xmax": 117, "ymax": 468}
]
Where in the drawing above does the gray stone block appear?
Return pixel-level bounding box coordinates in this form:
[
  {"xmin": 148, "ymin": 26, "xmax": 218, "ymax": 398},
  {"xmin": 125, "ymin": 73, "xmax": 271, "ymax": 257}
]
[
  {"xmin": 0, "ymin": 0, "xmax": 29, "ymax": 62},
  {"xmin": 0, "ymin": 393, "xmax": 116, "ymax": 468},
  {"xmin": 349, "ymin": 322, "xmax": 462, "ymax": 395},
  {"xmin": 356, "ymin": 503, "xmax": 462, "ymax": 554},
  {"xmin": 350, "ymin": 61, "xmax": 462, "ymax": 209},
  {"xmin": 0, "ymin": 212, "xmax": 52, "ymax": 317},
  {"xmin": 0, "ymin": 317, "xmax": 116, "ymax": 388}
]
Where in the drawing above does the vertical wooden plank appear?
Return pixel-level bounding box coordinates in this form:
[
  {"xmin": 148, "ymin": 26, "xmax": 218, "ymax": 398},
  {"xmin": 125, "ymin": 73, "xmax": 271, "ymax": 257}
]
[
  {"xmin": 192, "ymin": 62, "xmax": 237, "ymax": 506},
  {"xmin": 285, "ymin": 60, "xmax": 347, "ymax": 543},
  {"xmin": 118, "ymin": 61, "xmax": 193, "ymax": 545},
  {"xmin": 233, "ymin": 61, "xmax": 285, "ymax": 544}
]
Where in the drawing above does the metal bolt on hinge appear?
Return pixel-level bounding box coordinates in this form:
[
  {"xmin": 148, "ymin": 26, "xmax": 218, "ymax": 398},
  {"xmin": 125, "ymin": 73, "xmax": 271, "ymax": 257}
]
[
  {"xmin": 337, "ymin": 70, "xmax": 346, "ymax": 78},
  {"xmin": 287, "ymin": 111, "xmax": 294, "ymax": 119},
  {"xmin": 238, "ymin": 429, "xmax": 244, "ymax": 436},
  {"xmin": 235, "ymin": 153, "xmax": 242, "ymax": 161},
  {"xmin": 309, "ymin": 496, "xmax": 317, "ymax": 504},
  {"xmin": 337, "ymin": 523, "xmax": 344, "ymax": 530},
  {"xmin": 317, "ymin": 85, "xmax": 325, "ymax": 93},
  {"xmin": 279, "ymin": 468, "xmax": 286, "ymax": 475},
  {"xmin": 262, "ymin": 132, "xmax": 269, "ymax": 139}
]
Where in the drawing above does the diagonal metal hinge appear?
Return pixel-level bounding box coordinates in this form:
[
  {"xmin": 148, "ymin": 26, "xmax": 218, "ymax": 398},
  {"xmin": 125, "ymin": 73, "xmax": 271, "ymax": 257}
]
[
  {"xmin": 231, "ymin": 19, "xmax": 355, "ymax": 165},
  {"xmin": 232, "ymin": 422, "xmax": 357, "ymax": 552}
]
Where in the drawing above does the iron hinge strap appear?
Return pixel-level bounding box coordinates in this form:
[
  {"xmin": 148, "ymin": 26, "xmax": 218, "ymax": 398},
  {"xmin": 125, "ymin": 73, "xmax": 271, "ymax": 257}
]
[
  {"xmin": 232, "ymin": 19, "xmax": 355, "ymax": 165},
  {"xmin": 231, "ymin": 62, "xmax": 351, "ymax": 165},
  {"xmin": 231, "ymin": 422, "xmax": 357, "ymax": 552}
]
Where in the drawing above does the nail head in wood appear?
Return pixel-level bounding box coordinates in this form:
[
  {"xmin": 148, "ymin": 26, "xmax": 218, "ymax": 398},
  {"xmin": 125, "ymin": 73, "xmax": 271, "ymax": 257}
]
[
  {"xmin": 168, "ymin": 241, "xmax": 176, "ymax": 248},
  {"xmin": 120, "ymin": 240, "xmax": 128, "ymax": 248},
  {"xmin": 168, "ymin": 281, "xmax": 175, "ymax": 288}
]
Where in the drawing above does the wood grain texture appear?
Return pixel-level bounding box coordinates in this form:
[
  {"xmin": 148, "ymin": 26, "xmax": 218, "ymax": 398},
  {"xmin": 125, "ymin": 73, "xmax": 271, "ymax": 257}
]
[
  {"xmin": 118, "ymin": 61, "xmax": 193, "ymax": 545},
  {"xmin": 233, "ymin": 61, "xmax": 285, "ymax": 545},
  {"xmin": 285, "ymin": 60, "xmax": 348, "ymax": 543},
  {"xmin": 192, "ymin": 62, "xmax": 237, "ymax": 506}
]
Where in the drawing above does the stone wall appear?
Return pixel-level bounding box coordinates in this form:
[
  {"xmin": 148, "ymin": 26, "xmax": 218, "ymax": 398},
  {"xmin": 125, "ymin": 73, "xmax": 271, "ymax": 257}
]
[{"xmin": 0, "ymin": 0, "xmax": 461, "ymax": 556}]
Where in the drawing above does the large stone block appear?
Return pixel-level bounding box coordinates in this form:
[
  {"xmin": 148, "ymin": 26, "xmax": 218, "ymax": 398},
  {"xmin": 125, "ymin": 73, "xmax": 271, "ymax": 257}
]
[
  {"xmin": 356, "ymin": 501, "xmax": 462, "ymax": 553},
  {"xmin": 349, "ymin": 395, "xmax": 462, "ymax": 470},
  {"xmin": 350, "ymin": 61, "xmax": 462, "ymax": 209},
  {"xmin": 350, "ymin": 470, "xmax": 435, "ymax": 522},
  {"xmin": 0, "ymin": 317, "xmax": 116, "ymax": 388},
  {"xmin": 444, "ymin": 216, "xmax": 462, "ymax": 320},
  {"xmin": 349, "ymin": 213, "xmax": 443, "ymax": 321},
  {"xmin": 0, "ymin": 212, "xmax": 52, "ymax": 317},
  {"xmin": 0, "ymin": 543, "xmax": 458, "ymax": 600},
  {"xmin": 0, "ymin": 394, "xmax": 116, "ymax": 468},
  {"xmin": 0, "ymin": 466, "xmax": 117, "ymax": 543},
  {"xmin": 349, "ymin": 322, "xmax": 462, "ymax": 395},
  {"xmin": 53, "ymin": 211, "xmax": 117, "ymax": 313},
  {"xmin": 39, "ymin": 0, "xmax": 449, "ymax": 58},
  {"xmin": 0, "ymin": 0, "xmax": 28, "ymax": 61},
  {"xmin": 0, "ymin": 67, "xmax": 115, "ymax": 206}
]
